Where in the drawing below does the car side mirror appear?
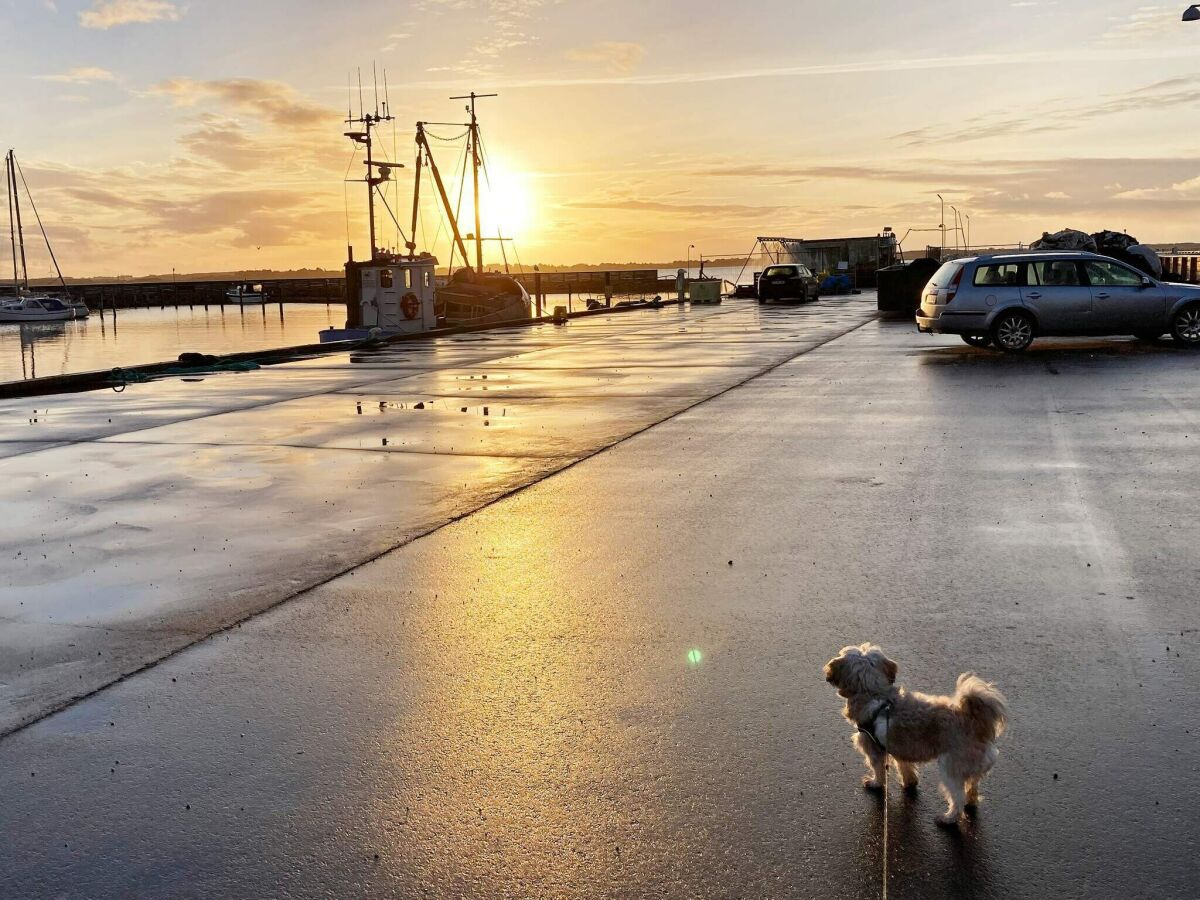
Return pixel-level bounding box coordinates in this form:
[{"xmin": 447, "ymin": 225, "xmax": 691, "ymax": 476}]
[{"xmin": 1140, "ymin": 276, "xmax": 1153, "ymax": 288}]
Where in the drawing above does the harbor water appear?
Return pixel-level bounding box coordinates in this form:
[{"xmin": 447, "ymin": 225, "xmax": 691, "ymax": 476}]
[
  {"xmin": 0, "ymin": 268, "xmax": 753, "ymax": 383},
  {"xmin": 0, "ymin": 303, "xmax": 343, "ymax": 383}
]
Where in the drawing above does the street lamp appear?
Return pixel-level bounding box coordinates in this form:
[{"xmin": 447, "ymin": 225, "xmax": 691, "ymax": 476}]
[
  {"xmin": 1184, "ymin": 4, "xmax": 1200, "ymax": 21},
  {"xmin": 936, "ymin": 194, "xmax": 945, "ymax": 254},
  {"xmin": 951, "ymin": 205, "xmax": 962, "ymax": 251},
  {"xmin": 687, "ymin": 244, "xmax": 695, "ymax": 280}
]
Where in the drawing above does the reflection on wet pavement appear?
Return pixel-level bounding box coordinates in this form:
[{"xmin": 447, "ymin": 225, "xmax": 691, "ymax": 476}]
[{"xmin": 0, "ymin": 297, "xmax": 877, "ymax": 734}]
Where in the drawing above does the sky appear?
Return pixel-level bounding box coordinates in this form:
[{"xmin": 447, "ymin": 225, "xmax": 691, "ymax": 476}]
[{"xmin": 0, "ymin": 0, "xmax": 1198, "ymax": 277}]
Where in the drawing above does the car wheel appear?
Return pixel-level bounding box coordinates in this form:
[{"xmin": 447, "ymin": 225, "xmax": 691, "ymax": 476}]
[
  {"xmin": 991, "ymin": 311, "xmax": 1035, "ymax": 353},
  {"xmin": 961, "ymin": 333, "xmax": 991, "ymax": 349},
  {"xmin": 1170, "ymin": 304, "xmax": 1200, "ymax": 348}
]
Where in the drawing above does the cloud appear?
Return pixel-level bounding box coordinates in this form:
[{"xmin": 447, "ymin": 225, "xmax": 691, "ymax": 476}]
[
  {"xmin": 79, "ymin": 0, "xmax": 182, "ymax": 29},
  {"xmin": 149, "ymin": 78, "xmax": 335, "ymax": 128},
  {"xmin": 381, "ymin": 32, "xmax": 412, "ymax": 51},
  {"xmin": 895, "ymin": 75, "xmax": 1200, "ymax": 146},
  {"xmin": 565, "ymin": 41, "xmax": 646, "ymax": 75},
  {"xmin": 1099, "ymin": 5, "xmax": 1182, "ymax": 43},
  {"xmin": 36, "ymin": 66, "xmax": 117, "ymax": 84},
  {"xmin": 564, "ymin": 198, "xmax": 784, "ymax": 218}
]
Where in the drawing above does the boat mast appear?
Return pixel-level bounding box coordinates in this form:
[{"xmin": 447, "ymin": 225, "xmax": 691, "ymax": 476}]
[
  {"xmin": 451, "ymin": 91, "xmax": 496, "ymax": 273},
  {"xmin": 9, "ymin": 150, "xmax": 29, "ymax": 290},
  {"xmin": 415, "ymin": 123, "xmax": 470, "ymax": 266},
  {"xmin": 6, "ymin": 152, "xmax": 19, "ymax": 296}
]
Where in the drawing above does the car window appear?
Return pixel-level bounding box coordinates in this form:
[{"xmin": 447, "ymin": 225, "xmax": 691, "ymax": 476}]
[
  {"xmin": 973, "ymin": 263, "xmax": 1023, "ymax": 287},
  {"xmin": 1029, "ymin": 260, "xmax": 1083, "ymax": 287},
  {"xmin": 796, "ymin": 266, "xmax": 812, "ymax": 278},
  {"xmin": 928, "ymin": 261, "xmax": 964, "ymax": 287},
  {"xmin": 1084, "ymin": 261, "xmax": 1143, "ymax": 287},
  {"xmin": 763, "ymin": 266, "xmax": 797, "ymax": 278}
]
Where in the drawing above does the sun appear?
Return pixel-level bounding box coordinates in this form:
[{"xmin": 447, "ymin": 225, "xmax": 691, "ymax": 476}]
[{"xmin": 479, "ymin": 154, "xmax": 534, "ymax": 241}]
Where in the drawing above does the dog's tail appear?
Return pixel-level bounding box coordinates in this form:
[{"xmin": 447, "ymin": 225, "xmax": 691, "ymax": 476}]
[{"xmin": 955, "ymin": 673, "xmax": 1009, "ymax": 742}]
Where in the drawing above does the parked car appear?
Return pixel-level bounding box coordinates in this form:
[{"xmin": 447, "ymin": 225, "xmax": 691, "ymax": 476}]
[
  {"xmin": 757, "ymin": 264, "xmax": 819, "ymax": 304},
  {"xmin": 915, "ymin": 252, "xmax": 1200, "ymax": 352}
]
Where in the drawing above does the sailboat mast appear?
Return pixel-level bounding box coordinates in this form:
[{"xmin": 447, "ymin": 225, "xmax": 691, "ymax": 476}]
[
  {"xmin": 6, "ymin": 152, "xmax": 19, "ymax": 296},
  {"xmin": 10, "ymin": 150, "xmax": 28, "ymax": 290}
]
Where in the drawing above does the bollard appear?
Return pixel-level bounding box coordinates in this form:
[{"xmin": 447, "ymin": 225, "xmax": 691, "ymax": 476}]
[{"xmin": 552, "ymin": 305, "xmax": 568, "ymax": 325}]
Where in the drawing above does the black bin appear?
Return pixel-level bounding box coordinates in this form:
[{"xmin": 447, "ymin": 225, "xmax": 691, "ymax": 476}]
[{"xmin": 876, "ymin": 258, "xmax": 941, "ymax": 313}]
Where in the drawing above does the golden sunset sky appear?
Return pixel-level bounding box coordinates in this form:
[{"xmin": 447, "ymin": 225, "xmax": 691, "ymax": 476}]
[{"xmin": 1, "ymin": 0, "xmax": 1199, "ymax": 277}]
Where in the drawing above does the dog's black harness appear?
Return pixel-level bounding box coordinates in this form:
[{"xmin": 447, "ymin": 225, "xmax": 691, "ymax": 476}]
[{"xmin": 857, "ymin": 700, "xmax": 893, "ymax": 751}]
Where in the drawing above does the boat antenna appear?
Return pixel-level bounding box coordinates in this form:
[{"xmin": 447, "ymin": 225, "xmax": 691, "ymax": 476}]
[
  {"xmin": 372, "ymin": 61, "xmax": 380, "ymax": 116},
  {"xmin": 14, "ymin": 154, "xmax": 67, "ymax": 289},
  {"xmin": 345, "ymin": 63, "xmax": 396, "ymax": 260},
  {"xmin": 450, "ymin": 91, "xmax": 497, "ymax": 273}
]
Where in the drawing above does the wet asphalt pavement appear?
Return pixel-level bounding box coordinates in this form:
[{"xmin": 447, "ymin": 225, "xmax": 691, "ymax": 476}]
[{"xmin": 3, "ymin": 298, "xmax": 1200, "ymax": 898}]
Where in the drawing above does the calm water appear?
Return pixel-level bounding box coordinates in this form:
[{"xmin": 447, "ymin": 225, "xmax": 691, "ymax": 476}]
[{"xmin": 0, "ymin": 303, "xmax": 343, "ymax": 382}]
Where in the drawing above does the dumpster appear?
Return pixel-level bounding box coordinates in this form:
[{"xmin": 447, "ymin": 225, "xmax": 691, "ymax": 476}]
[{"xmin": 877, "ymin": 258, "xmax": 941, "ymax": 312}]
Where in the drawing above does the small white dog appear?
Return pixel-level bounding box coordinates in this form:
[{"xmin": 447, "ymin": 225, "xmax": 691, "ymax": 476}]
[{"xmin": 824, "ymin": 643, "xmax": 1009, "ymax": 825}]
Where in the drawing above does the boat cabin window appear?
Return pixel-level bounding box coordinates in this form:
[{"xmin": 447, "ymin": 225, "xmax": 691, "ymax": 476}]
[
  {"xmin": 424, "ymin": 271, "xmax": 432, "ymax": 288},
  {"xmin": 380, "ymin": 269, "xmax": 394, "ymax": 289},
  {"xmin": 404, "ymin": 269, "xmax": 413, "ymax": 289}
]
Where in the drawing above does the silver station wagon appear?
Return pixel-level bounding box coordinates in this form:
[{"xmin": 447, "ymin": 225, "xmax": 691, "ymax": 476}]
[{"xmin": 916, "ymin": 252, "xmax": 1200, "ymax": 352}]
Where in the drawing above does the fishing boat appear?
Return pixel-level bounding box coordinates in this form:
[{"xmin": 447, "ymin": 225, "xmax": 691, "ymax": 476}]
[
  {"xmin": 320, "ymin": 81, "xmax": 530, "ymax": 342},
  {"xmin": 225, "ymin": 282, "xmax": 266, "ymax": 304},
  {"xmin": 4, "ymin": 149, "xmax": 83, "ymax": 320}
]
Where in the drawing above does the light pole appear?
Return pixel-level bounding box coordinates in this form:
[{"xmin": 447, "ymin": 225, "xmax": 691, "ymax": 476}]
[
  {"xmin": 687, "ymin": 244, "xmax": 695, "ymax": 281},
  {"xmin": 951, "ymin": 205, "xmax": 962, "ymax": 252},
  {"xmin": 966, "ymin": 215, "xmax": 972, "ymax": 250},
  {"xmin": 937, "ymin": 194, "xmax": 945, "ymax": 255}
]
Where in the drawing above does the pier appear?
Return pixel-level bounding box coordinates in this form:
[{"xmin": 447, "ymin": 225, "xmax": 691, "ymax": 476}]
[{"xmin": 3, "ymin": 294, "xmax": 1200, "ymax": 897}]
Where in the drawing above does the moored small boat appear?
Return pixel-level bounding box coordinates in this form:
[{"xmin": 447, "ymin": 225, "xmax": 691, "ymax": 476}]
[
  {"xmin": 0, "ymin": 295, "xmax": 77, "ymax": 322},
  {"xmin": 225, "ymin": 283, "xmax": 266, "ymax": 304}
]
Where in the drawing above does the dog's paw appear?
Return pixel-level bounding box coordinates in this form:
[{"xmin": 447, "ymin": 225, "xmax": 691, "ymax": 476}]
[
  {"xmin": 862, "ymin": 776, "xmax": 884, "ymax": 792},
  {"xmin": 901, "ymin": 779, "xmax": 919, "ymax": 795},
  {"xmin": 936, "ymin": 812, "xmax": 961, "ymax": 827}
]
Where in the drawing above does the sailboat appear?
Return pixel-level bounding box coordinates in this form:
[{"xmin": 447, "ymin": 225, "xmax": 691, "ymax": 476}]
[
  {"xmin": 1, "ymin": 149, "xmax": 87, "ymax": 323},
  {"xmin": 320, "ymin": 80, "xmax": 530, "ymax": 342}
]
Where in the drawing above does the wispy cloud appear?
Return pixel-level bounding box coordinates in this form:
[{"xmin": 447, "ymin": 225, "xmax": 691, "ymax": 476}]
[
  {"xmin": 565, "ymin": 41, "xmax": 645, "ymax": 75},
  {"xmin": 36, "ymin": 66, "xmax": 117, "ymax": 85},
  {"xmin": 895, "ymin": 75, "xmax": 1200, "ymax": 146},
  {"xmin": 400, "ymin": 45, "xmax": 1200, "ymax": 91},
  {"xmin": 564, "ymin": 197, "xmax": 784, "ymax": 218},
  {"xmin": 1099, "ymin": 4, "xmax": 1181, "ymax": 43},
  {"xmin": 79, "ymin": 0, "xmax": 183, "ymax": 29},
  {"xmin": 148, "ymin": 78, "xmax": 335, "ymax": 128}
]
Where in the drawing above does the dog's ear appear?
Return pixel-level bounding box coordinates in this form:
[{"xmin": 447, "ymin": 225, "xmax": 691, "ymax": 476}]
[
  {"xmin": 865, "ymin": 647, "xmax": 898, "ymax": 684},
  {"xmin": 824, "ymin": 657, "xmax": 842, "ymax": 685}
]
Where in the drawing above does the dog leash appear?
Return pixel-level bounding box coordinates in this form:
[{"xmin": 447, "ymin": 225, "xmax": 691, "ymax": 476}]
[{"xmin": 857, "ymin": 702, "xmax": 893, "ymax": 900}]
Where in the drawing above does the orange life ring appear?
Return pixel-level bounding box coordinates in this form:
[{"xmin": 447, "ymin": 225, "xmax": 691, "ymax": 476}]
[{"xmin": 401, "ymin": 292, "xmax": 420, "ymax": 320}]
